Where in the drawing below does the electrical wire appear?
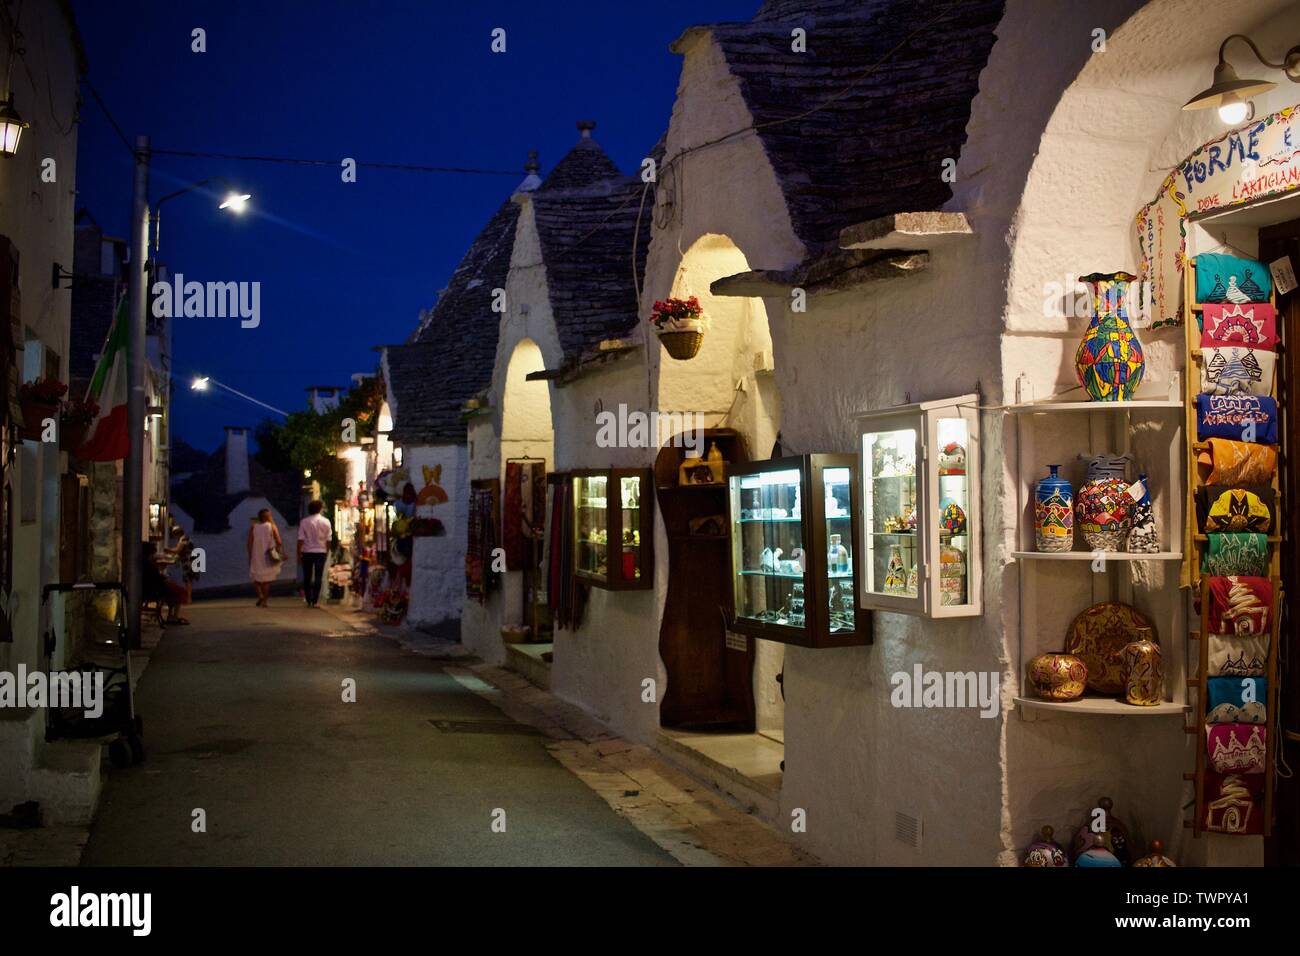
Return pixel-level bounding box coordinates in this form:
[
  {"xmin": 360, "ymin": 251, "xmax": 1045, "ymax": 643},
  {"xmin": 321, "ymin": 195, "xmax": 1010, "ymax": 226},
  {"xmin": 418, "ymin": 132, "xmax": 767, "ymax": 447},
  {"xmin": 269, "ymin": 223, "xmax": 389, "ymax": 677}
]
[{"xmin": 81, "ymin": 76, "xmax": 134, "ymax": 157}]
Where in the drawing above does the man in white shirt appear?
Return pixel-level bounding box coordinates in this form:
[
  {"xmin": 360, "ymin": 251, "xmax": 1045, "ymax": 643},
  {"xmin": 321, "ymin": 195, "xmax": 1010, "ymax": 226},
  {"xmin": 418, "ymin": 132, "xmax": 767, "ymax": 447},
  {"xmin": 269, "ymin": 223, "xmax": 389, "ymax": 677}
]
[{"xmin": 297, "ymin": 499, "xmax": 333, "ymax": 607}]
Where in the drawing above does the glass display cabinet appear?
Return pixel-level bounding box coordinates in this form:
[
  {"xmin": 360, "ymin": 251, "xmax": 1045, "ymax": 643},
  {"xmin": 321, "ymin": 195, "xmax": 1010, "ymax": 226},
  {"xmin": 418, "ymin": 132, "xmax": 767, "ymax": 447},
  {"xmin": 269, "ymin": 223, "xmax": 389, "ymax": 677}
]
[
  {"xmin": 571, "ymin": 468, "xmax": 654, "ymax": 590},
  {"xmin": 855, "ymin": 395, "xmax": 981, "ymax": 617},
  {"xmin": 725, "ymin": 455, "xmax": 869, "ymax": 648}
]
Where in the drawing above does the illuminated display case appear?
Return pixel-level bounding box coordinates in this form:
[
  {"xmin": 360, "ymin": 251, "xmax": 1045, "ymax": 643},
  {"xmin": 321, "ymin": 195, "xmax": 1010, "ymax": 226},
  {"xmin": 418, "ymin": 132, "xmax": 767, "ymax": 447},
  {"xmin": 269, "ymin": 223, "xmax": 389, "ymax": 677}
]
[
  {"xmin": 855, "ymin": 395, "xmax": 981, "ymax": 618},
  {"xmin": 571, "ymin": 468, "xmax": 654, "ymax": 590},
  {"xmin": 725, "ymin": 455, "xmax": 869, "ymax": 648}
]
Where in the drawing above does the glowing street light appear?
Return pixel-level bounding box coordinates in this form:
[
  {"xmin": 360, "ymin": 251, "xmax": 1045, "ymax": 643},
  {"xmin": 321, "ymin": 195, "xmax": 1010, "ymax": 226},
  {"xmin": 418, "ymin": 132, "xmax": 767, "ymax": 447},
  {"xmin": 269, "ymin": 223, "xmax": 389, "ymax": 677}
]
[
  {"xmin": 189, "ymin": 373, "xmax": 287, "ymax": 417},
  {"xmin": 191, "ymin": 376, "xmax": 210, "ymax": 391},
  {"xmin": 219, "ymin": 192, "xmax": 252, "ymax": 213}
]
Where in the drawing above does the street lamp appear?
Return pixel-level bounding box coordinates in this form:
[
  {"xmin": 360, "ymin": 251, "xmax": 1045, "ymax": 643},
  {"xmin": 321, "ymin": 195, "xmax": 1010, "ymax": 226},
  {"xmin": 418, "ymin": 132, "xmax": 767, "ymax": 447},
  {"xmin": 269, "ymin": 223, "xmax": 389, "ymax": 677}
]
[
  {"xmin": 0, "ymin": 97, "xmax": 28, "ymax": 157},
  {"xmin": 152, "ymin": 176, "xmax": 252, "ymax": 251},
  {"xmin": 1184, "ymin": 34, "xmax": 1300, "ymax": 124},
  {"xmin": 189, "ymin": 373, "xmax": 288, "ymax": 417}
]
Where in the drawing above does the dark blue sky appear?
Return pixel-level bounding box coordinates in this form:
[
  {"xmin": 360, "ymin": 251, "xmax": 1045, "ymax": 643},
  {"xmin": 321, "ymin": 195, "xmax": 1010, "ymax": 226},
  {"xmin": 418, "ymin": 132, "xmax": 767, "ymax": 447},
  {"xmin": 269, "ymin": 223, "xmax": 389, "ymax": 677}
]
[{"xmin": 72, "ymin": 0, "xmax": 758, "ymax": 453}]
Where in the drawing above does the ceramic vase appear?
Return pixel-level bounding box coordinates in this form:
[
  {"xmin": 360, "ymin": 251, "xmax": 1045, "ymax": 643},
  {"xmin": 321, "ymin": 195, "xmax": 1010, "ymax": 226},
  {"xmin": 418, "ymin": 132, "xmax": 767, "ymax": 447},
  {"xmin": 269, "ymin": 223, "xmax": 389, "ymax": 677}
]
[
  {"xmin": 1127, "ymin": 473, "xmax": 1159, "ymax": 553},
  {"xmin": 1121, "ymin": 633, "xmax": 1163, "ymax": 706},
  {"xmin": 1027, "ymin": 653, "xmax": 1088, "ymax": 700},
  {"xmin": 1075, "ymin": 271, "xmax": 1145, "ymax": 402},
  {"xmin": 939, "ymin": 544, "xmax": 966, "ymax": 606},
  {"xmin": 884, "ymin": 545, "xmax": 907, "ymax": 593},
  {"xmin": 1034, "ymin": 464, "xmax": 1074, "ymax": 552},
  {"xmin": 1076, "ymin": 476, "xmax": 1133, "ymax": 552}
]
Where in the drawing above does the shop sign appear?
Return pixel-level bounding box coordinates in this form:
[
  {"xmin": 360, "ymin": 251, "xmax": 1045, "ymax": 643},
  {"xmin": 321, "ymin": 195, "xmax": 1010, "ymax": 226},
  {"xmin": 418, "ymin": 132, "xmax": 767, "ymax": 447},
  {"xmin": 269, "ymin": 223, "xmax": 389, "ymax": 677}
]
[{"xmin": 1136, "ymin": 105, "xmax": 1300, "ymax": 329}]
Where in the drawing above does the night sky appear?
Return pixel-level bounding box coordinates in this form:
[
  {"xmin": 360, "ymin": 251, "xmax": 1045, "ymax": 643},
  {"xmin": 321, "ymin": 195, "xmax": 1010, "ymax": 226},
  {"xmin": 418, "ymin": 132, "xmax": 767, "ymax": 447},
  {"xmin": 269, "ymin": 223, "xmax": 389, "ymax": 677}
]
[{"xmin": 71, "ymin": 0, "xmax": 758, "ymax": 453}]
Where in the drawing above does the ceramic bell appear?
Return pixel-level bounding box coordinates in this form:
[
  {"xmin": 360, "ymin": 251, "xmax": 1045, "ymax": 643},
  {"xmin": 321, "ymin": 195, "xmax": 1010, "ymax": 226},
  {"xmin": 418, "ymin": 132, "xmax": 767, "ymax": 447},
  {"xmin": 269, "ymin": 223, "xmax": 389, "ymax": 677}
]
[
  {"xmin": 1075, "ymin": 833, "xmax": 1122, "ymax": 867},
  {"xmin": 1022, "ymin": 825, "xmax": 1067, "ymax": 867},
  {"xmin": 1132, "ymin": 839, "xmax": 1176, "ymax": 867},
  {"xmin": 1070, "ymin": 796, "xmax": 1131, "ymax": 864}
]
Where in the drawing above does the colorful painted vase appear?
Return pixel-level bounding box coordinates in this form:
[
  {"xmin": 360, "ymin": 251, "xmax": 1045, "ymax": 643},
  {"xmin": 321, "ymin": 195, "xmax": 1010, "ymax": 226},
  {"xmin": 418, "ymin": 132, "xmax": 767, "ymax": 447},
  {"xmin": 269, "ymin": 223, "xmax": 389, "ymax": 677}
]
[
  {"xmin": 939, "ymin": 544, "xmax": 966, "ymax": 606},
  {"xmin": 1126, "ymin": 472, "xmax": 1159, "ymax": 553},
  {"xmin": 884, "ymin": 545, "xmax": 907, "ymax": 593},
  {"xmin": 1075, "ymin": 271, "xmax": 1145, "ymax": 402},
  {"xmin": 1027, "ymin": 652, "xmax": 1088, "ymax": 700},
  {"xmin": 1034, "ymin": 464, "xmax": 1073, "ymax": 552},
  {"xmin": 939, "ymin": 497, "xmax": 967, "ymax": 535},
  {"xmin": 1023, "ymin": 826, "xmax": 1068, "ymax": 867},
  {"xmin": 1121, "ymin": 632, "xmax": 1163, "ymax": 706},
  {"xmin": 1076, "ymin": 477, "xmax": 1133, "ymax": 551}
]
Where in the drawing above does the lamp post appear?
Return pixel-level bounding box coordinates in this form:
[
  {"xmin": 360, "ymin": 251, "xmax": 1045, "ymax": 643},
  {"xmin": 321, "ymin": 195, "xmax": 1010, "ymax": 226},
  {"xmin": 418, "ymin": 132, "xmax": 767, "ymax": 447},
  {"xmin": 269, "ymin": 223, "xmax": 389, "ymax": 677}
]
[{"xmin": 122, "ymin": 142, "xmax": 252, "ymax": 647}]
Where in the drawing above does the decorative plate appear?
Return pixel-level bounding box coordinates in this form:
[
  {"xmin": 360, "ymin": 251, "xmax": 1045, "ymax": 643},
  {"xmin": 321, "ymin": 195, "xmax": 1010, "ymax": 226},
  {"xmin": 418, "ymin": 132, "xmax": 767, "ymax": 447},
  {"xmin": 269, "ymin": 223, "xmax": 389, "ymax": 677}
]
[{"xmin": 1065, "ymin": 602, "xmax": 1154, "ymax": 694}]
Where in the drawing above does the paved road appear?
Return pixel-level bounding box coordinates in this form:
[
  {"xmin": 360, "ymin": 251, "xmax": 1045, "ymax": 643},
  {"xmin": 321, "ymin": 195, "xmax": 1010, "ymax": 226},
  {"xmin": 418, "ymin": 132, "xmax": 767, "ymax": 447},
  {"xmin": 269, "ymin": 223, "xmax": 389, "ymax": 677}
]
[{"xmin": 81, "ymin": 599, "xmax": 675, "ymax": 866}]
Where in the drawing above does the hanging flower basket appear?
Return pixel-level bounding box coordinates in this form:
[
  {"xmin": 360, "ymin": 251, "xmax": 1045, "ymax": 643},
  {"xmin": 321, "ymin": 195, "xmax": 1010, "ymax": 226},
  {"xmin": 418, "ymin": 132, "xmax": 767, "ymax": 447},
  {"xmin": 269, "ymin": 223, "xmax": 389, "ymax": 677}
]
[
  {"xmin": 59, "ymin": 398, "xmax": 99, "ymax": 453},
  {"xmin": 651, "ymin": 297, "xmax": 707, "ymax": 361},
  {"xmin": 18, "ymin": 378, "xmax": 68, "ymax": 441}
]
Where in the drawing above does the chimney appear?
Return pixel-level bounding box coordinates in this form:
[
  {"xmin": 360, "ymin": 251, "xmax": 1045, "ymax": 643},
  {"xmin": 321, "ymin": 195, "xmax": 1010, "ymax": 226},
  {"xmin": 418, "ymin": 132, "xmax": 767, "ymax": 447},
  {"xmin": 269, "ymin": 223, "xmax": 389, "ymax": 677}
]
[
  {"xmin": 517, "ymin": 149, "xmax": 542, "ymax": 194},
  {"xmin": 224, "ymin": 426, "xmax": 250, "ymax": 496},
  {"xmin": 577, "ymin": 120, "xmax": 596, "ymax": 139}
]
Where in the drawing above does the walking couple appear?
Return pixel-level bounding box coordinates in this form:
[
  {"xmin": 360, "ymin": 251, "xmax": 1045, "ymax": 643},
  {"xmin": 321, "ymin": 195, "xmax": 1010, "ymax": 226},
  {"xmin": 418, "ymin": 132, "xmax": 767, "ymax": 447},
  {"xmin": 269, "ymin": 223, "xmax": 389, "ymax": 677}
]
[{"xmin": 247, "ymin": 500, "xmax": 333, "ymax": 607}]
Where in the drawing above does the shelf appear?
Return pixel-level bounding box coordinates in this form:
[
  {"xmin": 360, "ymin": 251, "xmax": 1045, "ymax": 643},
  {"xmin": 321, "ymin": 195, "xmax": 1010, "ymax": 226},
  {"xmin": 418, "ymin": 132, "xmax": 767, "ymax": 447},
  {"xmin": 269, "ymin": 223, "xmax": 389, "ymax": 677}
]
[
  {"xmin": 738, "ymin": 517, "xmax": 803, "ymax": 523},
  {"xmin": 1008, "ymin": 399, "xmax": 1183, "ymax": 414},
  {"xmin": 870, "ymin": 474, "xmax": 916, "ymax": 481},
  {"xmin": 1011, "ymin": 550, "xmax": 1182, "ymax": 562},
  {"xmin": 739, "ymin": 569, "xmax": 806, "ymax": 579},
  {"xmin": 1014, "ymin": 696, "xmax": 1190, "ymax": 719}
]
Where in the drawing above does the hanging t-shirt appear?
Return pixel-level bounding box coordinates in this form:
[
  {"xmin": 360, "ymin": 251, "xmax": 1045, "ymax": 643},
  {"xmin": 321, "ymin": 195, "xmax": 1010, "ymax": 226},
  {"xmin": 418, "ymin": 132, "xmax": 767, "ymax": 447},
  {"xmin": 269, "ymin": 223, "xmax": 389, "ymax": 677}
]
[
  {"xmin": 1201, "ymin": 302, "xmax": 1277, "ymax": 350},
  {"xmin": 1195, "ymin": 253, "xmax": 1272, "ymax": 304},
  {"xmin": 1196, "ymin": 393, "xmax": 1278, "ymax": 444},
  {"xmin": 1200, "ymin": 345, "xmax": 1276, "ymax": 397}
]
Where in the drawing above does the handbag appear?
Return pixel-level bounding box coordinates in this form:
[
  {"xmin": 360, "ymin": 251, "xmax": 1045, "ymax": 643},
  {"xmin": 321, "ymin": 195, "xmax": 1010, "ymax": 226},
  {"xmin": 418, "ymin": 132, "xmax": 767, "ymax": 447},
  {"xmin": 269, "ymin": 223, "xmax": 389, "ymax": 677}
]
[{"xmin": 267, "ymin": 544, "xmax": 285, "ymax": 564}]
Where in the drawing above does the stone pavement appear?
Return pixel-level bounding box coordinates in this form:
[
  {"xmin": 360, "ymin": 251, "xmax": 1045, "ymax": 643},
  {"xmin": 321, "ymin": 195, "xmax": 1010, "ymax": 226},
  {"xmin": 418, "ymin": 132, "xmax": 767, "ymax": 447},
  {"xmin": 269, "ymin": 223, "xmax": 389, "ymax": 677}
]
[{"xmin": 326, "ymin": 605, "xmax": 818, "ymax": 867}]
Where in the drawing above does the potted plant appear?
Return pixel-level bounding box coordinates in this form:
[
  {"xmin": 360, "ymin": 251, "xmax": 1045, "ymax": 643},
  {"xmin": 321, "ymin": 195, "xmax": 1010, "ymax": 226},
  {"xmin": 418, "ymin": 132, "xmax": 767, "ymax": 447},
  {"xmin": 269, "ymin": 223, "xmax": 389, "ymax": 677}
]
[
  {"xmin": 651, "ymin": 296, "xmax": 707, "ymax": 360},
  {"xmin": 18, "ymin": 378, "xmax": 67, "ymax": 441},
  {"xmin": 60, "ymin": 397, "xmax": 99, "ymax": 453}
]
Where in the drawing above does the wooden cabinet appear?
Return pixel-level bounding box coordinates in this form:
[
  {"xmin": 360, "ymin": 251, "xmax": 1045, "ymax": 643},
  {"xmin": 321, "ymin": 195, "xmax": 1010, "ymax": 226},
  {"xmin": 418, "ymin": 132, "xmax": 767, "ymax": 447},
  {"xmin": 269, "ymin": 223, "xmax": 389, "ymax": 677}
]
[
  {"xmin": 726, "ymin": 454, "xmax": 870, "ymax": 649},
  {"xmin": 570, "ymin": 468, "xmax": 653, "ymax": 590}
]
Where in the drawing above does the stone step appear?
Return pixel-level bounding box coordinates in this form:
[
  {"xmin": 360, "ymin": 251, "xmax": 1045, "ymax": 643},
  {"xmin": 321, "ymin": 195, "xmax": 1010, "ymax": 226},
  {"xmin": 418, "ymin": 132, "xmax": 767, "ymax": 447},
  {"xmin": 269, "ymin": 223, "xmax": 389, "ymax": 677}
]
[
  {"xmin": 655, "ymin": 730, "xmax": 782, "ymax": 825},
  {"xmin": 505, "ymin": 642, "xmax": 553, "ymax": 691},
  {"xmin": 29, "ymin": 739, "xmax": 103, "ymax": 826}
]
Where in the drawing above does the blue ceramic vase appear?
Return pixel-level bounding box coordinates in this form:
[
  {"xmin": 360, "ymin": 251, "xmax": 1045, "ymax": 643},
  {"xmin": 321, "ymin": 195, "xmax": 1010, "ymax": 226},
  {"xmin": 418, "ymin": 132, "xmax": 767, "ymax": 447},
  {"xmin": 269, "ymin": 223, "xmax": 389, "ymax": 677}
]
[{"xmin": 1034, "ymin": 465, "xmax": 1073, "ymax": 552}]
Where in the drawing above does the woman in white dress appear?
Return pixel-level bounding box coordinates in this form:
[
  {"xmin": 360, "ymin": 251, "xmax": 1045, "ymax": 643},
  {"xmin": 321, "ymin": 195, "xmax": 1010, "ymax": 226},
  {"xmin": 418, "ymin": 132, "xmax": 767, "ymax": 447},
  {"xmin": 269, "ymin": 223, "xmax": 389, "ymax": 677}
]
[{"xmin": 247, "ymin": 508, "xmax": 284, "ymax": 606}]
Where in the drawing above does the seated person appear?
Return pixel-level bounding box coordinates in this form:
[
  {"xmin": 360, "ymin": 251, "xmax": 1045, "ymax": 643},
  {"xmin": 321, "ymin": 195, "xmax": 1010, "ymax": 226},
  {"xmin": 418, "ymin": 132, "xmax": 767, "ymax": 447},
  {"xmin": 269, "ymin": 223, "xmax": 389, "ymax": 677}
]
[{"xmin": 142, "ymin": 542, "xmax": 189, "ymax": 625}]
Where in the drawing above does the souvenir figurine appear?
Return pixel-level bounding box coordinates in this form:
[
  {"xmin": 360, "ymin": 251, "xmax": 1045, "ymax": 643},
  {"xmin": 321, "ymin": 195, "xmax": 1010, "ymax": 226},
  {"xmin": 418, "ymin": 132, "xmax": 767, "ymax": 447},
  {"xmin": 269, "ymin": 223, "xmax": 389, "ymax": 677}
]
[
  {"xmin": 1022, "ymin": 826, "xmax": 1067, "ymax": 867},
  {"xmin": 1074, "ymin": 834, "xmax": 1123, "ymax": 867},
  {"xmin": 1132, "ymin": 840, "xmax": 1176, "ymax": 867},
  {"xmin": 1070, "ymin": 796, "xmax": 1131, "ymax": 864},
  {"xmin": 938, "ymin": 441, "xmax": 966, "ymax": 476}
]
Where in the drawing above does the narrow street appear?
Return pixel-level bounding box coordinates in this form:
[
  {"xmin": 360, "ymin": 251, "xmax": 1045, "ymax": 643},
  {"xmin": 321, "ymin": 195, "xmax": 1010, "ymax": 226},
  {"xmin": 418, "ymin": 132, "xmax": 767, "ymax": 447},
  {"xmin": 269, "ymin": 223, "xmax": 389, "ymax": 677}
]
[{"xmin": 81, "ymin": 600, "xmax": 677, "ymax": 866}]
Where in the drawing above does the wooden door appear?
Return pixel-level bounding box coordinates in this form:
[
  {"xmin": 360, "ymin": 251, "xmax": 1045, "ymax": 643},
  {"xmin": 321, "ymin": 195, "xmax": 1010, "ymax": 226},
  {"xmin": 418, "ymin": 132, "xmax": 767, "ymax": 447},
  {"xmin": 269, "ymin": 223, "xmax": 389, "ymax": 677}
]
[
  {"xmin": 1259, "ymin": 219, "xmax": 1300, "ymax": 865},
  {"xmin": 655, "ymin": 430, "xmax": 755, "ymax": 730}
]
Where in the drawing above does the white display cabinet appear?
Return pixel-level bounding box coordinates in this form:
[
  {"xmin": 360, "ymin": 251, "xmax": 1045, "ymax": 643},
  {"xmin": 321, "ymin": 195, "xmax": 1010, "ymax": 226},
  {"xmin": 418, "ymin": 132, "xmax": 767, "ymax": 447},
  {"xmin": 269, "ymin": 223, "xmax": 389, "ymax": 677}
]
[{"xmin": 854, "ymin": 394, "xmax": 981, "ymax": 618}]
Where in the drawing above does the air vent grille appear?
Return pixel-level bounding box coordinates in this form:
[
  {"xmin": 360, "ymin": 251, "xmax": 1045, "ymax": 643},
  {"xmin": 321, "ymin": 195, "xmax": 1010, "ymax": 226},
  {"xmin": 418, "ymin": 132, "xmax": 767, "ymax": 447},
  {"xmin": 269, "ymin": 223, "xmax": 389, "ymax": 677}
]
[{"xmin": 894, "ymin": 811, "xmax": 922, "ymax": 849}]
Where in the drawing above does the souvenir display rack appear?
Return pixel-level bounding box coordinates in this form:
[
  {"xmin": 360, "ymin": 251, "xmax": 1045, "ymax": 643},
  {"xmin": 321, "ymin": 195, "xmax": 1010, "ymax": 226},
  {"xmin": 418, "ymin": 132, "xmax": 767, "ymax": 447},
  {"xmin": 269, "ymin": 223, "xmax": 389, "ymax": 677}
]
[
  {"xmin": 854, "ymin": 395, "xmax": 982, "ymax": 618},
  {"xmin": 570, "ymin": 468, "xmax": 654, "ymax": 590},
  {"xmin": 1181, "ymin": 256, "xmax": 1282, "ymax": 837},
  {"xmin": 1007, "ymin": 375, "xmax": 1189, "ymax": 718},
  {"xmin": 725, "ymin": 454, "xmax": 869, "ymax": 648}
]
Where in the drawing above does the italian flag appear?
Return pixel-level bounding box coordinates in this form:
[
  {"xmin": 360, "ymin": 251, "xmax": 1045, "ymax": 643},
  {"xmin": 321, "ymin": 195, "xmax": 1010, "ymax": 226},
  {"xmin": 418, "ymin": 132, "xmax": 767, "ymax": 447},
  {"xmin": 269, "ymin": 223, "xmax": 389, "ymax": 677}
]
[{"xmin": 76, "ymin": 295, "xmax": 130, "ymax": 461}]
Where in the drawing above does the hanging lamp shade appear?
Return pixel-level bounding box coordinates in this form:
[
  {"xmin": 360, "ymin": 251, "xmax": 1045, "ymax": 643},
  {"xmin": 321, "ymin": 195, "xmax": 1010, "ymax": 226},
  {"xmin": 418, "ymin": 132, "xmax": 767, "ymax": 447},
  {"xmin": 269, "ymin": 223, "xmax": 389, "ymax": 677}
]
[
  {"xmin": 1183, "ymin": 59, "xmax": 1276, "ymax": 111},
  {"xmin": 0, "ymin": 98, "xmax": 29, "ymax": 157}
]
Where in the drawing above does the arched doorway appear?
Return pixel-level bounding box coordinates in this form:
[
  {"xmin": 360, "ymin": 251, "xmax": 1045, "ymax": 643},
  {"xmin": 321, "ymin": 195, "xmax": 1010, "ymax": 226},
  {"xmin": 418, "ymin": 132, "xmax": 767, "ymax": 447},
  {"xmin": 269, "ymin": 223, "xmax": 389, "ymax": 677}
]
[
  {"xmin": 654, "ymin": 234, "xmax": 784, "ymax": 756},
  {"xmin": 499, "ymin": 338, "xmax": 554, "ymax": 645}
]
